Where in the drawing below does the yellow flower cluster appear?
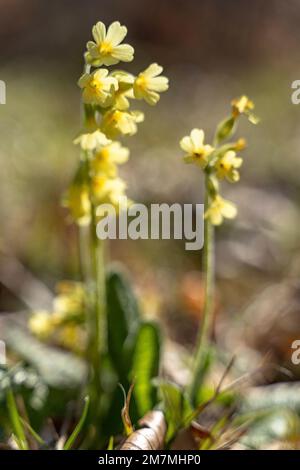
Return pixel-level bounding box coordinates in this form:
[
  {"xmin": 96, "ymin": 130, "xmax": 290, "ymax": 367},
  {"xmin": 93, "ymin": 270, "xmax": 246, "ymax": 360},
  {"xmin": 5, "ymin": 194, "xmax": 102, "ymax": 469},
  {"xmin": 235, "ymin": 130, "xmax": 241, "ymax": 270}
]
[
  {"xmin": 29, "ymin": 281, "xmax": 86, "ymax": 354},
  {"xmin": 65, "ymin": 21, "xmax": 169, "ymax": 224},
  {"xmin": 231, "ymin": 95, "xmax": 259, "ymax": 124},
  {"xmin": 180, "ymin": 96, "xmax": 257, "ymax": 225}
]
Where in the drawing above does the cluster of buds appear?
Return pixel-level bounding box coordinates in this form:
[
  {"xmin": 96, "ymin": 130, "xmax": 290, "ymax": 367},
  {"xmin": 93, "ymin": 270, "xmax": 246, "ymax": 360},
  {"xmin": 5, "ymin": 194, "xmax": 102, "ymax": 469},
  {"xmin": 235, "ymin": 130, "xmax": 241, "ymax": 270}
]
[
  {"xmin": 180, "ymin": 96, "xmax": 258, "ymax": 225},
  {"xmin": 65, "ymin": 21, "xmax": 169, "ymax": 225},
  {"xmin": 29, "ymin": 281, "xmax": 86, "ymax": 353}
]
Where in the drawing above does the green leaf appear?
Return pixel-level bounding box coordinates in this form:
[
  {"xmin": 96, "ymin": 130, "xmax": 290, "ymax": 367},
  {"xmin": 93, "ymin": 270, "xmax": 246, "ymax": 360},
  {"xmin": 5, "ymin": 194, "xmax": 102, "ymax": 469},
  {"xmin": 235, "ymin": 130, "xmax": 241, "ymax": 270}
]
[
  {"xmin": 106, "ymin": 269, "xmax": 141, "ymax": 381},
  {"xmin": 107, "ymin": 436, "xmax": 114, "ymax": 450},
  {"xmin": 63, "ymin": 396, "xmax": 90, "ymax": 450},
  {"xmin": 158, "ymin": 381, "xmax": 193, "ymax": 443},
  {"xmin": 131, "ymin": 322, "xmax": 161, "ymax": 417},
  {"xmin": 4, "ymin": 324, "xmax": 87, "ymax": 390},
  {"xmin": 190, "ymin": 345, "xmax": 216, "ymax": 407},
  {"xmin": 6, "ymin": 388, "xmax": 28, "ymax": 450},
  {"xmin": 21, "ymin": 418, "xmax": 46, "ymax": 447},
  {"xmin": 215, "ymin": 116, "xmax": 236, "ymax": 144}
]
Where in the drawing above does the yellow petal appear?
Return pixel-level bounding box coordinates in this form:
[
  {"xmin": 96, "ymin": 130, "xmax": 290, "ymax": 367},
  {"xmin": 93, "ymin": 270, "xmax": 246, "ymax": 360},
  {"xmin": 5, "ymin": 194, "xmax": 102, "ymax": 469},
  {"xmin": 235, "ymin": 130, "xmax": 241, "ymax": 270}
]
[
  {"xmin": 148, "ymin": 76, "xmax": 169, "ymax": 92},
  {"xmin": 94, "ymin": 68, "xmax": 109, "ymax": 79},
  {"xmin": 143, "ymin": 90, "xmax": 160, "ymax": 105},
  {"xmin": 233, "ymin": 157, "xmax": 243, "ymax": 168},
  {"xmin": 92, "ymin": 22, "xmax": 106, "ymax": 44},
  {"xmin": 131, "ymin": 110, "xmax": 144, "ymax": 123},
  {"xmin": 221, "ymin": 200, "xmax": 237, "ymax": 219},
  {"xmin": 205, "ymin": 207, "xmax": 223, "ymax": 226},
  {"xmin": 190, "ymin": 129, "xmax": 204, "ymax": 149},
  {"xmin": 74, "ymin": 130, "xmax": 111, "ymax": 150},
  {"xmin": 143, "ymin": 63, "xmax": 163, "ymax": 78},
  {"xmin": 180, "ymin": 136, "xmax": 194, "ymax": 154},
  {"xmin": 112, "ymin": 44, "xmax": 134, "ymax": 62},
  {"xmin": 77, "ymin": 73, "xmax": 90, "ymax": 88},
  {"xmin": 106, "ymin": 21, "xmax": 128, "ymax": 46}
]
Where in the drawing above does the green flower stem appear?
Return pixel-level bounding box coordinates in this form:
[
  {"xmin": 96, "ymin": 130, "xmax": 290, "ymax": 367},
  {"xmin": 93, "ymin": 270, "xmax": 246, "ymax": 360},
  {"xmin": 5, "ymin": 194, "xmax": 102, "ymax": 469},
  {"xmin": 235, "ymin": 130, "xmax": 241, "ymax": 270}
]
[
  {"xmin": 79, "ymin": 102, "xmax": 107, "ymax": 395},
  {"xmin": 188, "ymin": 173, "xmax": 215, "ymax": 405},
  {"xmin": 78, "ymin": 224, "xmax": 91, "ymax": 284},
  {"xmin": 79, "ymin": 103, "xmax": 107, "ymax": 425},
  {"xmin": 88, "ymin": 201, "xmax": 107, "ymax": 395}
]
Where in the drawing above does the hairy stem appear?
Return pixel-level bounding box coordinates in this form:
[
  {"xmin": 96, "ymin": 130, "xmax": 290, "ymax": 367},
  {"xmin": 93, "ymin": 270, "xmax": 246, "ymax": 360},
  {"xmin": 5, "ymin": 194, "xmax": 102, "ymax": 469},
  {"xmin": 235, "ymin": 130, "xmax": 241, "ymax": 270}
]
[{"xmin": 188, "ymin": 173, "xmax": 215, "ymax": 404}]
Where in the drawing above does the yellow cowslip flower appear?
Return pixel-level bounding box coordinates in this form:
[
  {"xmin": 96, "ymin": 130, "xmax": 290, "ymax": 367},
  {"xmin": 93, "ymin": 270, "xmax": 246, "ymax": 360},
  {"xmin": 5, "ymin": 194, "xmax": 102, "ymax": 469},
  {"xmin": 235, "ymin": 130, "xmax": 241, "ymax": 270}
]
[
  {"xmin": 180, "ymin": 129, "xmax": 214, "ymax": 169},
  {"xmin": 85, "ymin": 21, "xmax": 134, "ymax": 67},
  {"xmin": 215, "ymin": 150, "xmax": 242, "ymax": 182},
  {"xmin": 106, "ymin": 178, "xmax": 128, "ymax": 205},
  {"xmin": 91, "ymin": 142, "xmax": 129, "ymax": 177},
  {"xmin": 29, "ymin": 311, "xmax": 53, "ymax": 339},
  {"xmin": 52, "ymin": 281, "xmax": 85, "ymax": 325},
  {"xmin": 111, "ymin": 71, "xmax": 135, "ymax": 110},
  {"xmin": 65, "ymin": 184, "xmax": 91, "ymax": 225},
  {"xmin": 57, "ymin": 325, "xmax": 86, "ymax": 354},
  {"xmin": 231, "ymin": 95, "xmax": 259, "ymax": 124},
  {"xmin": 78, "ymin": 69, "xmax": 118, "ymax": 106},
  {"xmin": 231, "ymin": 95, "xmax": 254, "ymax": 115},
  {"xmin": 92, "ymin": 175, "xmax": 131, "ymax": 213},
  {"xmin": 92, "ymin": 175, "xmax": 127, "ymax": 203},
  {"xmin": 133, "ymin": 63, "xmax": 169, "ymax": 105},
  {"xmin": 102, "ymin": 109, "xmax": 144, "ymax": 138},
  {"xmin": 74, "ymin": 130, "xmax": 111, "ymax": 151},
  {"xmin": 205, "ymin": 195, "xmax": 237, "ymax": 226},
  {"xmin": 29, "ymin": 281, "xmax": 86, "ymax": 350}
]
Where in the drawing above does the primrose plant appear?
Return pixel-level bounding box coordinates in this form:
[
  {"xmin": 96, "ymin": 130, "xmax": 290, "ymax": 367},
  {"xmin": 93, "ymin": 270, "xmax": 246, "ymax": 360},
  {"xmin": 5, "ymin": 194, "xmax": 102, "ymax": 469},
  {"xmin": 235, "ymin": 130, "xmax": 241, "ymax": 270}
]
[
  {"xmin": 66, "ymin": 21, "xmax": 169, "ymax": 426},
  {"xmin": 179, "ymin": 96, "xmax": 258, "ymax": 404},
  {"xmin": 28, "ymin": 21, "xmax": 169, "ymax": 440}
]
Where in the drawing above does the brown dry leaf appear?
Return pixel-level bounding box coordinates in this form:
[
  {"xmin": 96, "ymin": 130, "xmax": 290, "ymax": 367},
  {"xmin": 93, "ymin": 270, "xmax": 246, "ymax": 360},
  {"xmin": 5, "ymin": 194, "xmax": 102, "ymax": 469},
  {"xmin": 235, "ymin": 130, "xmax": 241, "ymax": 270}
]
[
  {"xmin": 120, "ymin": 383, "xmax": 135, "ymax": 437},
  {"xmin": 120, "ymin": 411, "xmax": 167, "ymax": 450},
  {"xmin": 190, "ymin": 422, "xmax": 213, "ymax": 440}
]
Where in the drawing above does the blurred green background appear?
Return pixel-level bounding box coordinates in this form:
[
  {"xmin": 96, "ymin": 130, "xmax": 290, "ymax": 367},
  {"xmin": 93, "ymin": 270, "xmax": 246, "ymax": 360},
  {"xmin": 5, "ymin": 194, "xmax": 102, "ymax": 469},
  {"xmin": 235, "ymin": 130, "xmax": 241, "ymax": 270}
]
[{"xmin": 1, "ymin": 0, "xmax": 300, "ymax": 378}]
